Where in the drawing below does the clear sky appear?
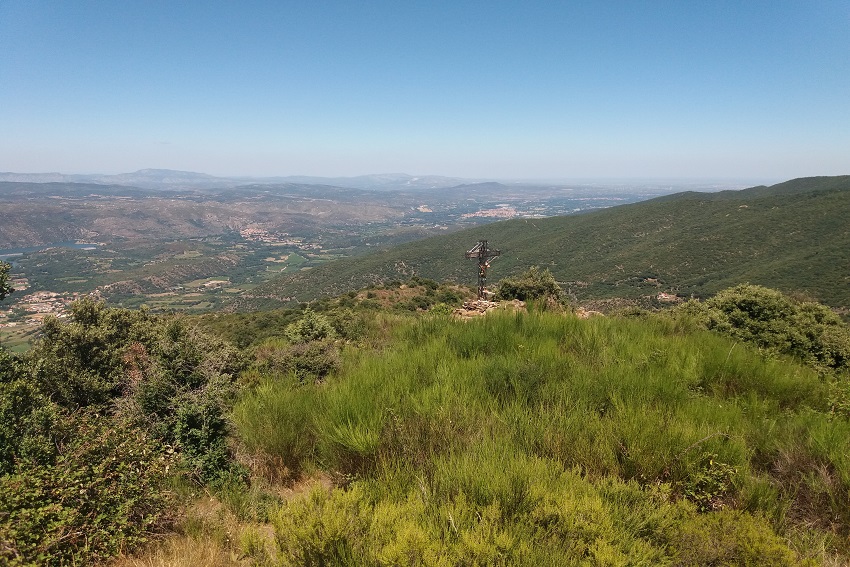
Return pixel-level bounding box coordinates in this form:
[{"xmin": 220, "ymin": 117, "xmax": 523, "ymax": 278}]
[{"xmin": 1, "ymin": 1, "xmax": 848, "ymax": 180}]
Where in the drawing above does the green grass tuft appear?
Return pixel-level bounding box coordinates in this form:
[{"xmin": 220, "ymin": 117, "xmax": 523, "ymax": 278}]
[{"xmin": 235, "ymin": 309, "xmax": 849, "ymax": 563}]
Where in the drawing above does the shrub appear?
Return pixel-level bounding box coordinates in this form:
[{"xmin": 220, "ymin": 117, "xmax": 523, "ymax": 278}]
[
  {"xmin": 675, "ymin": 284, "xmax": 850, "ymax": 373},
  {"xmin": 680, "ymin": 452, "xmax": 738, "ymax": 512},
  {"xmin": 496, "ymin": 267, "xmax": 563, "ymax": 302},
  {"xmin": 285, "ymin": 309, "xmax": 337, "ymax": 343},
  {"xmin": 269, "ymin": 463, "xmax": 808, "ymax": 566},
  {"xmin": 0, "ymin": 261, "xmax": 13, "ymax": 301},
  {"xmin": 0, "ymin": 350, "xmax": 48, "ymax": 469},
  {"xmin": 326, "ymin": 308, "xmax": 368, "ymax": 342},
  {"xmin": 173, "ymin": 388, "xmax": 235, "ymax": 482},
  {"xmin": 407, "ymin": 276, "xmax": 438, "ymax": 289},
  {"xmin": 29, "ymin": 299, "xmax": 153, "ymax": 408},
  {"xmin": 26, "ymin": 300, "xmax": 244, "ymax": 476},
  {"xmin": 253, "ymin": 338, "xmax": 340, "ymax": 382},
  {"xmin": 0, "ymin": 413, "xmax": 175, "ymax": 567},
  {"xmin": 0, "ymin": 373, "xmax": 59, "ymax": 475},
  {"xmin": 430, "ymin": 303, "xmax": 454, "ymax": 316},
  {"xmin": 237, "ymin": 308, "xmax": 849, "ymax": 562},
  {"xmin": 405, "ymin": 294, "xmax": 435, "ymax": 311},
  {"xmin": 436, "ymin": 288, "xmax": 463, "ymax": 306},
  {"xmin": 668, "ymin": 509, "xmax": 805, "ymax": 566},
  {"xmin": 233, "ymin": 379, "xmax": 318, "ymax": 476},
  {"xmin": 0, "ymin": 299, "xmax": 251, "ymax": 565}
]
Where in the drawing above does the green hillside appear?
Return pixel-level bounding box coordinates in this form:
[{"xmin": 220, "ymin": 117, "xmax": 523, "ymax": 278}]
[
  {"xmin": 5, "ymin": 285, "xmax": 850, "ymax": 564},
  {"xmin": 237, "ymin": 175, "xmax": 850, "ymax": 310},
  {"xmin": 228, "ymin": 298, "xmax": 850, "ymax": 565}
]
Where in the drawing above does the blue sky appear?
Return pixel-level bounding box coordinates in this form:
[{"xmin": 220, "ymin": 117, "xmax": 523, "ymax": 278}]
[{"xmin": 1, "ymin": 1, "xmax": 848, "ymax": 180}]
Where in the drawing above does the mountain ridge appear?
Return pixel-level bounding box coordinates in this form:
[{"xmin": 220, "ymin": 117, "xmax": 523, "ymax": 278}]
[
  {"xmin": 0, "ymin": 169, "xmax": 763, "ymax": 193},
  {"xmin": 0, "ymin": 169, "xmax": 482, "ymax": 191},
  {"xmin": 235, "ymin": 175, "xmax": 850, "ymax": 310}
]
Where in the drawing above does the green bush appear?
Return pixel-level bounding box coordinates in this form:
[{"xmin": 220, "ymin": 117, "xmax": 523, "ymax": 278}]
[
  {"xmin": 0, "ymin": 376, "xmax": 59, "ymax": 476},
  {"xmin": 0, "ymin": 413, "xmax": 175, "ymax": 567},
  {"xmin": 269, "ymin": 462, "xmax": 808, "ymax": 566},
  {"xmin": 326, "ymin": 308, "xmax": 369, "ymax": 342},
  {"xmin": 675, "ymin": 284, "xmax": 850, "ymax": 373},
  {"xmin": 680, "ymin": 452, "xmax": 738, "ymax": 512},
  {"xmin": 0, "ymin": 349, "xmax": 60, "ymax": 474},
  {"xmin": 285, "ymin": 309, "xmax": 337, "ymax": 343},
  {"xmin": 0, "ymin": 299, "xmax": 247, "ymax": 565},
  {"xmin": 194, "ymin": 308, "xmax": 301, "ymax": 348},
  {"xmin": 668, "ymin": 509, "xmax": 806, "ymax": 566},
  {"xmin": 253, "ymin": 338, "xmax": 340, "ymax": 382},
  {"xmin": 430, "ymin": 302, "xmax": 454, "ymax": 315},
  {"xmin": 26, "ymin": 299, "xmax": 244, "ymax": 479},
  {"xmin": 496, "ymin": 266, "xmax": 563, "ymax": 302},
  {"xmin": 408, "ymin": 276, "xmax": 439, "ymax": 290},
  {"xmin": 404, "ymin": 294, "xmax": 435, "ymax": 311},
  {"xmin": 436, "ymin": 288, "xmax": 463, "ymax": 306},
  {"xmin": 173, "ymin": 390, "xmax": 234, "ymax": 481},
  {"xmin": 233, "ymin": 377, "xmax": 318, "ymax": 476},
  {"xmin": 29, "ymin": 299, "xmax": 153, "ymax": 408}
]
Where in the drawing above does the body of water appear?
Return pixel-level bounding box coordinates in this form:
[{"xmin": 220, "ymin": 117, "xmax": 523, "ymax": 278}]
[{"xmin": 0, "ymin": 241, "xmax": 102, "ymax": 260}]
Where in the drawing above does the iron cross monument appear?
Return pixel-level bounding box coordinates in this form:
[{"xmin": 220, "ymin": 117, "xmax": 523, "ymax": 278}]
[{"xmin": 465, "ymin": 240, "xmax": 501, "ymax": 299}]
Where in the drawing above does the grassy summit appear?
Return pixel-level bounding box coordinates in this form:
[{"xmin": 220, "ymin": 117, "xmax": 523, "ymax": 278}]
[
  {"xmin": 232, "ymin": 306, "xmax": 849, "ymax": 565},
  {"xmin": 3, "ymin": 284, "xmax": 850, "ymax": 565},
  {"xmin": 239, "ymin": 175, "xmax": 850, "ymax": 310}
]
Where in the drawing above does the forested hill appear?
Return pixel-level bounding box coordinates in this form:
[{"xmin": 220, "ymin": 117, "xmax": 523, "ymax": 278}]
[{"xmin": 236, "ymin": 175, "xmax": 850, "ymax": 310}]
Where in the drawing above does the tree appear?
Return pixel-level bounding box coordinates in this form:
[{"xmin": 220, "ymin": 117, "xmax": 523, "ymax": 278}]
[{"xmin": 0, "ymin": 261, "xmax": 13, "ymax": 301}]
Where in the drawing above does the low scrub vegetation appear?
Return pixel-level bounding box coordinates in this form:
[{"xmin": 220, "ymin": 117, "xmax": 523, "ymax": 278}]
[
  {"xmin": 495, "ymin": 266, "xmax": 563, "ymax": 303},
  {"xmin": 235, "ymin": 304, "xmax": 850, "ymax": 564},
  {"xmin": 0, "ymin": 299, "xmax": 244, "ymax": 565},
  {"xmin": 3, "ymin": 284, "xmax": 850, "ymax": 565},
  {"xmin": 675, "ymin": 284, "xmax": 850, "ymax": 373}
]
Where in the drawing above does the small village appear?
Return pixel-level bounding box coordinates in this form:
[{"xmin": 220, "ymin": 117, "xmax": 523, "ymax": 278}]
[
  {"xmin": 238, "ymin": 227, "xmax": 322, "ymax": 249},
  {"xmin": 461, "ymin": 205, "xmax": 518, "ymax": 219},
  {"xmin": 0, "ymin": 277, "xmax": 83, "ymax": 326}
]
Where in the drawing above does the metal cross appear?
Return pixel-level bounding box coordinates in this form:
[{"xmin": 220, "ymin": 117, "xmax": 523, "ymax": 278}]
[{"xmin": 465, "ymin": 240, "xmax": 501, "ymax": 299}]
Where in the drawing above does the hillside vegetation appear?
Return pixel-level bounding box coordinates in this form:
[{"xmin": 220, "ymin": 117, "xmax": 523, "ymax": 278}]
[
  {"xmin": 238, "ymin": 175, "xmax": 850, "ymax": 310},
  {"xmin": 230, "ymin": 302, "xmax": 850, "ymax": 565},
  {"xmin": 0, "ymin": 301, "xmax": 245, "ymax": 565},
  {"xmin": 3, "ymin": 277, "xmax": 850, "ymax": 565}
]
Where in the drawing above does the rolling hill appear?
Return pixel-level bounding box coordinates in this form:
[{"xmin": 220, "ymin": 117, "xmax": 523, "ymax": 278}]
[
  {"xmin": 236, "ymin": 175, "xmax": 850, "ymax": 310},
  {"xmin": 0, "ymin": 181, "xmax": 411, "ymax": 248}
]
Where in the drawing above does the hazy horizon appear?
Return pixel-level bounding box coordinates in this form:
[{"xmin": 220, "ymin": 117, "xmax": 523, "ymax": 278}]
[
  {"xmin": 1, "ymin": 2, "xmax": 848, "ymax": 180},
  {"xmin": 0, "ymin": 167, "xmax": 781, "ymax": 188}
]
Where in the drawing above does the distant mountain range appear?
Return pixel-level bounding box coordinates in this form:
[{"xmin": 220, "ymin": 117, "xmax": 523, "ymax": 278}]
[
  {"xmin": 0, "ymin": 169, "xmax": 762, "ymax": 194},
  {"xmin": 0, "ymin": 169, "xmax": 480, "ymax": 192},
  {"xmin": 235, "ymin": 175, "xmax": 850, "ymax": 311}
]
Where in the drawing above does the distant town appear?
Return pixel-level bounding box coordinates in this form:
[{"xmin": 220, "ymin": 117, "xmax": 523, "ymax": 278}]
[{"xmin": 0, "ymin": 276, "xmax": 84, "ymax": 326}]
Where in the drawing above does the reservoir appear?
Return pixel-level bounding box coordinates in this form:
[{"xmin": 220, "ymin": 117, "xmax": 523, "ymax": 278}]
[{"xmin": 0, "ymin": 241, "xmax": 102, "ymax": 261}]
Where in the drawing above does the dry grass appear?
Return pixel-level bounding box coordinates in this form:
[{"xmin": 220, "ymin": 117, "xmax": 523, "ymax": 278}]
[
  {"xmin": 111, "ymin": 534, "xmax": 242, "ymax": 567},
  {"xmin": 110, "ymin": 495, "xmax": 266, "ymax": 567},
  {"xmin": 109, "ymin": 471, "xmax": 333, "ymax": 567}
]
